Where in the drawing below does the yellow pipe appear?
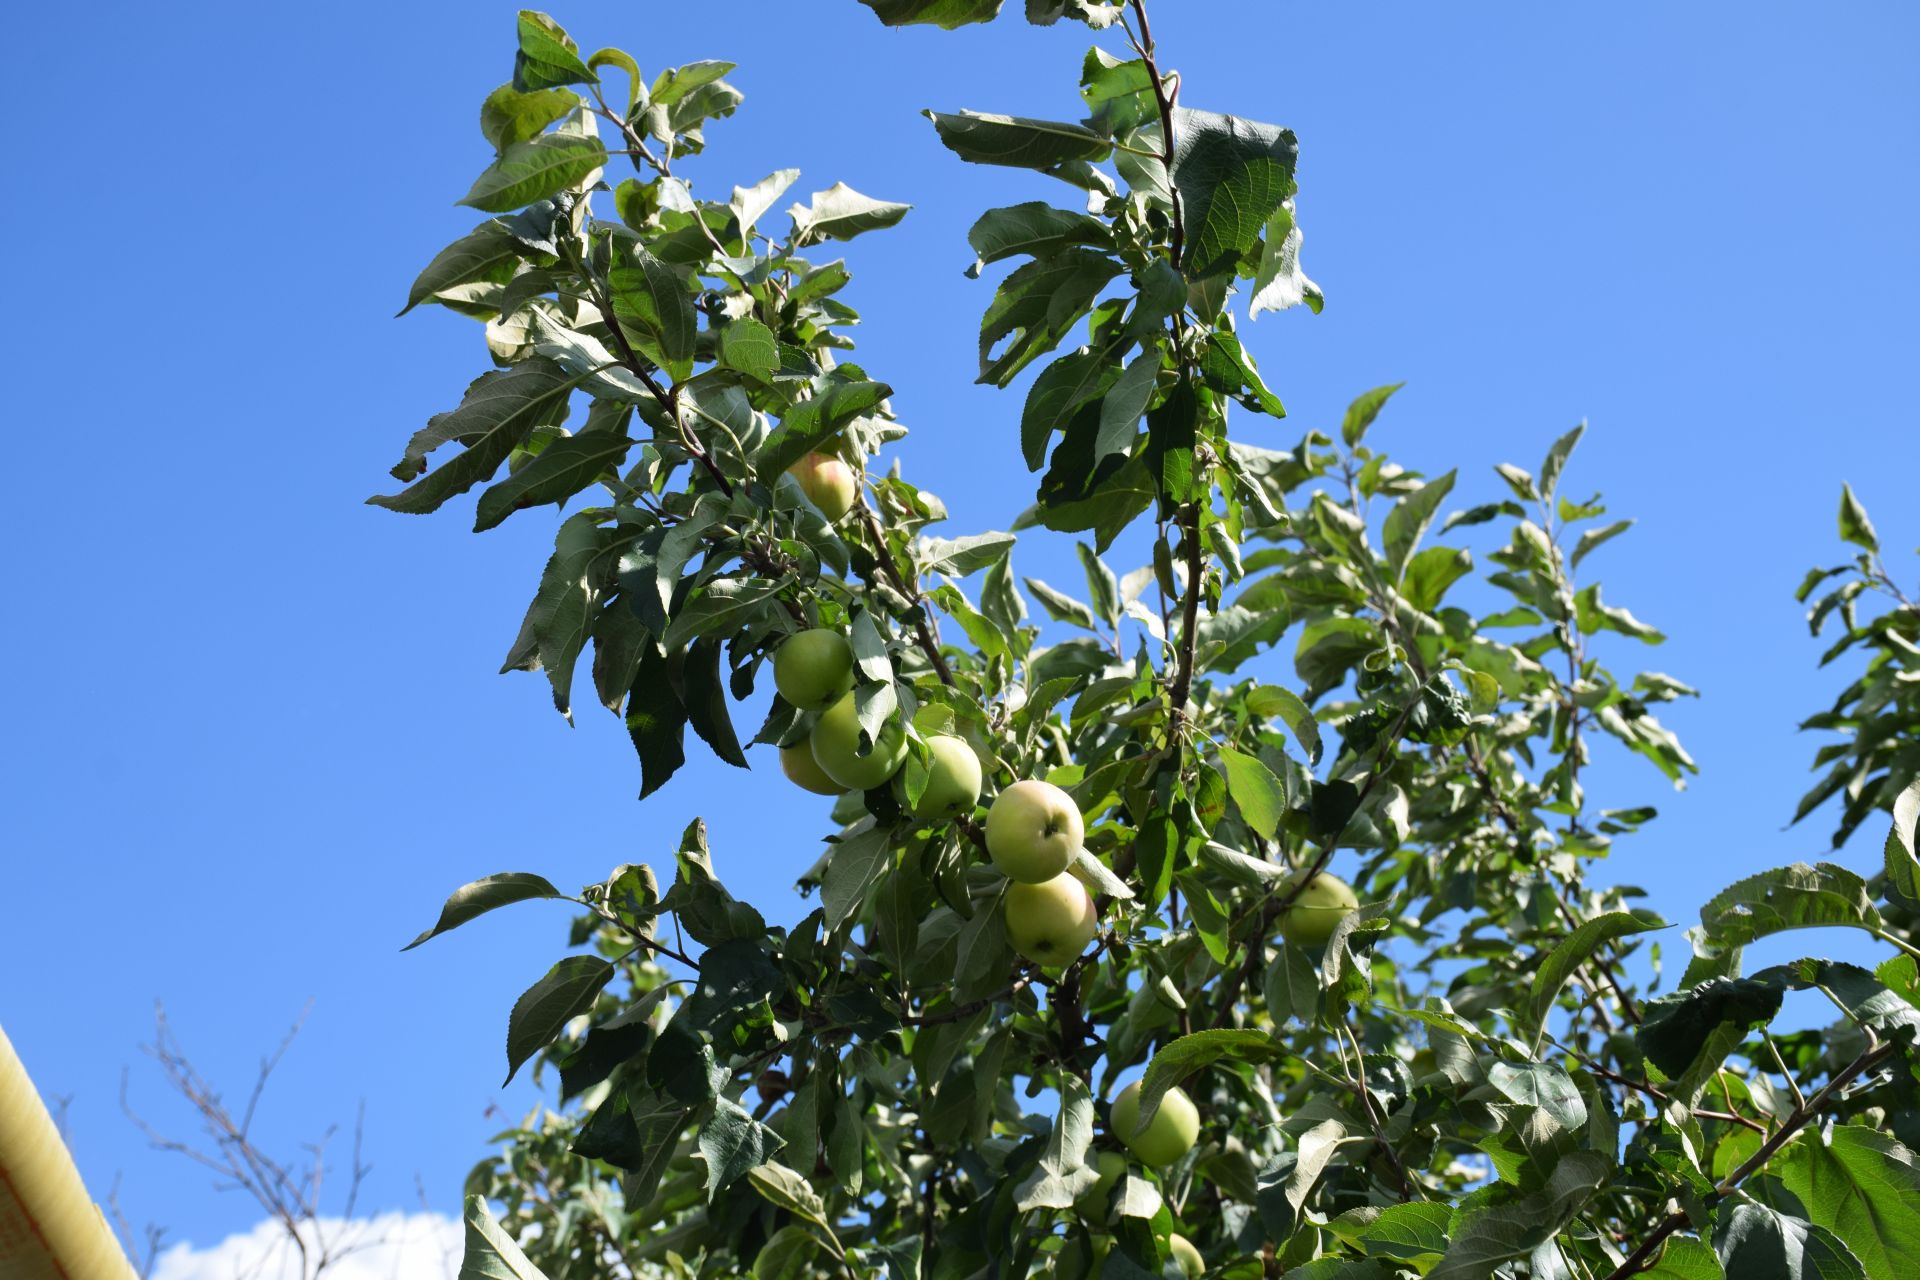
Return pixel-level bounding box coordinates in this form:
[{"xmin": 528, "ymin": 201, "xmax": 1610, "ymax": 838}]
[{"xmin": 0, "ymin": 1023, "xmax": 139, "ymax": 1280}]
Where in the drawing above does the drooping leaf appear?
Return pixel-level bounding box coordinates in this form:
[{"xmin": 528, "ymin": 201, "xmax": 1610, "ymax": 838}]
[
  {"xmin": 1169, "ymin": 108, "xmax": 1299, "ymax": 281},
  {"xmin": 401, "ymin": 220, "xmax": 520, "ymax": 315},
  {"xmin": 1773, "ymin": 1125, "xmax": 1920, "ymax": 1280},
  {"xmin": 977, "ymin": 249, "xmax": 1125, "ymax": 386},
  {"xmin": 457, "ymin": 1193, "xmax": 552, "ymax": 1280},
  {"xmin": 474, "ymin": 433, "xmax": 633, "ymax": 531},
  {"xmin": 1013, "ymin": 1075, "xmax": 1099, "ymax": 1210},
  {"xmin": 370, "ymin": 359, "xmax": 583, "ymax": 515},
  {"xmin": 699, "ymin": 1096, "xmax": 785, "ymax": 1201},
  {"xmin": 1528, "ymin": 910, "xmax": 1664, "ymax": 1028},
  {"xmin": 857, "ymin": 0, "xmax": 1005, "ymax": 29},
  {"xmin": 966, "ymin": 202, "xmax": 1112, "ymax": 273},
  {"xmin": 1218, "ymin": 747, "xmax": 1288, "ymax": 841},
  {"xmin": 1137, "ymin": 1029, "xmax": 1284, "ymax": 1126},
  {"xmin": 512, "ymin": 11, "xmax": 596, "ymax": 91},
  {"xmin": 1712, "ymin": 1195, "xmax": 1866, "ymax": 1280}
]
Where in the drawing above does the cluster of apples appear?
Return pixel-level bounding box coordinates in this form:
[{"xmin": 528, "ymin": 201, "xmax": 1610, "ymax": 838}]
[{"xmin": 1067, "ymin": 1080, "xmax": 1205, "ymax": 1274}]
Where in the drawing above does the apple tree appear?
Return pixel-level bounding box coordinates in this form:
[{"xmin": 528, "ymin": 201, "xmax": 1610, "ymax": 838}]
[{"xmin": 377, "ymin": 6, "xmax": 1920, "ymax": 1280}]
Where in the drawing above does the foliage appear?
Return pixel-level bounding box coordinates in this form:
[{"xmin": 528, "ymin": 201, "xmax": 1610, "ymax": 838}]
[
  {"xmin": 377, "ymin": 6, "xmax": 1920, "ymax": 1280},
  {"xmin": 1792, "ymin": 485, "xmax": 1920, "ymax": 851}
]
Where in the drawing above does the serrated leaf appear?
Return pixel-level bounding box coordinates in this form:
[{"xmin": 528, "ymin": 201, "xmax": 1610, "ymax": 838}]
[
  {"xmin": 504, "ymin": 955, "xmax": 613, "ymax": 1085},
  {"xmin": 474, "ymin": 433, "xmax": 632, "ymax": 531},
  {"xmin": 1528, "ymin": 910, "xmax": 1664, "ymax": 1028},
  {"xmin": 370, "ymin": 359, "xmax": 584, "ymax": 515},
  {"xmin": 401, "ymin": 220, "xmax": 520, "ymax": 315},
  {"xmin": 1170, "ymin": 108, "xmax": 1299, "ymax": 280},
  {"xmin": 700, "ymin": 1096, "xmax": 785, "ymax": 1201},
  {"xmin": 1218, "ymin": 747, "xmax": 1287, "ymax": 841},
  {"xmin": 459, "ymin": 133, "xmax": 606, "ymax": 212},
  {"xmin": 1014, "ymin": 1075, "xmax": 1099, "ymax": 1210},
  {"xmin": 919, "ymin": 532, "xmax": 1017, "ymax": 578}
]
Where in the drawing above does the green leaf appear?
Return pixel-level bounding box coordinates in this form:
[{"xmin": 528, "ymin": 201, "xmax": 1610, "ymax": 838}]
[
  {"xmin": 661, "ymin": 818, "xmax": 766, "ymax": 945},
  {"xmin": 474, "ymin": 433, "xmax": 632, "ymax": 531},
  {"xmin": 788, "ymin": 182, "xmax": 912, "ymax": 247},
  {"xmin": 480, "ymin": 83, "xmax": 580, "ymax": 151},
  {"xmin": 1886, "ymin": 778, "xmax": 1920, "ymax": 905},
  {"xmin": 1774, "ymin": 1125, "xmax": 1920, "ymax": 1280},
  {"xmin": 1486, "ymin": 1061, "xmax": 1587, "ymax": 1132},
  {"xmin": 458, "ymin": 133, "xmax": 606, "ymax": 212},
  {"xmin": 1713, "ymin": 1195, "xmax": 1866, "ymax": 1280},
  {"xmin": 683, "ymin": 637, "xmax": 747, "ymax": 768},
  {"xmin": 1340, "ymin": 382, "xmax": 1405, "ymax": 448},
  {"xmin": 857, "ymin": 0, "xmax": 1005, "ymax": 29},
  {"xmin": 513, "ymin": 11, "xmax": 596, "ymax": 91},
  {"xmin": 403, "ymin": 873, "xmax": 562, "ymax": 951},
  {"xmin": 821, "ymin": 824, "xmax": 892, "ymax": 933},
  {"xmin": 504, "ymin": 955, "xmax": 613, "ymax": 1085},
  {"xmin": 1383, "ymin": 469, "xmax": 1457, "ymax": 582},
  {"xmin": 1538, "ymin": 423, "xmax": 1585, "ymax": 502},
  {"xmin": 700, "ymin": 1096, "xmax": 785, "ymax": 1201},
  {"xmin": 651, "ymin": 60, "xmax": 737, "ymax": 106},
  {"xmin": 1013, "ymin": 1075, "xmax": 1099, "ymax": 1210},
  {"xmin": 755, "ymin": 379, "xmax": 893, "ymax": 481},
  {"xmin": 1079, "ymin": 47, "xmax": 1156, "ymax": 135},
  {"xmin": 1023, "ymin": 578, "xmax": 1100, "ymax": 630},
  {"xmin": 371, "ymin": 359, "xmax": 583, "ymax": 515},
  {"xmin": 1528, "ymin": 910, "xmax": 1664, "ymax": 1028},
  {"xmin": 664, "ymin": 577, "xmax": 785, "ymax": 651},
  {"xmin": 1138, "ymin": 1029, "xmax": 1284, "ymax": 1126},
  {"xmin": 608, "ymin": 243, "xmax": 697, "ymax": 366},
  {"xmin": 1690, "ymin": 862, "xmax": 1885, "ymax": 974},
  {"xmin": 1327, "ymin": 1202, "xmax": 1451, "ymax": 1269},
  {"xmin": 457, "ymin": 1193, "xmax": 552, "ymax": 1280},
  {"xmin": 1403, "ymin": 545, "xmax": 1473, "ymax": 613},
  {"xmin": 1218, "ymin": 747, "xmax": 1287, "ymax": 841},
  {"xmin": 1022, "ymin": 348, "xmax": 1121, "ymax": 470},
  {"xmin": 1638, "ymin": 975, "xmax": 1786, "ymax": 1082},
  {"xmin": 1201, "ymin": 332, "xmax": 1286, "ymax": 417},
  {"xmin": 1095, "ymin": 347, "xmax": 1160, "ymax": 461},
  {"xmin": 718, "ymin": 317, "xmax": 779, "ymax": 383},
  {"xmin": 1076, "ymin": 543, "xmax": 1119, "ymax": 626},
  {"xmin": 967, "ymin": 202, "xmax": 1112, "ymax": 273},
  {"xmin": 729, "ymin": 169, "xmax": 801, "ymax": 237},
  {"xmin": 510, "ymin": 512, "xmax": 621, "ymax": 719},
  {"xmin": 626, "ymin": 642, "xmax": 687, "ymax": 799},
  {"xmin": 400, "ymin": 220, "xmax": 520, "ymax": 315},
  {"xmin": 1640, "ymin": 1236, "xmax": 1724, "ymax": 1280},
  {"xmin": 1571, "ymin": 518, "xmax": 1634, "ymax": 570},
  {"xmin": 747, "ymin": 1160, "xmax": 836, "ymax": 1236},
  {"xmin": 1837, "ymin": 484, "xmax": 1879, "ymax": 553},
  {"xmin": 925, "ymin": 110, "xmax": 1111, "ymax": 169},
  {"xmin": 1169, "ymin": 108, "xmax": 1299, "ymax": 280},
  {"xmin": 920, "ymin": 532, "xmax": 1017, "ymax": 577},
  {"xmin": 1428, "ymin": 1151, "xmax": 1610, "ymax": 1280},
  {"xmin": 1247, "ymin": 685, "xmax": 1321, "ymax": 764},
  {"xmin": 1247, "ymin": 199, "xmax": 1324, "ymax": 316},
  {"xmin": 977, "ymin": 249, "xmax": 1125, "ymax": 386}
]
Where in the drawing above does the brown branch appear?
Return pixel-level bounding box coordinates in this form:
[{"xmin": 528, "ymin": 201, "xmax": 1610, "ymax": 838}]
[
  {"xmin": 856, "ymin": 499, "xmax": 956, "ymax": 687},
  {"xmin": 1579, "ymin": 1061, "xmax": 1766, "ymax": 1135},
  {"xmin": 1602, "ymin": 1040, "xmax": 1898, "ymax": 1280}
]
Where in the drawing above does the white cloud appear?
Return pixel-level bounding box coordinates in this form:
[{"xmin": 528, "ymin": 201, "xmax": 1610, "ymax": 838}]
[{"xmin": 150, "ymin": 1211, "xmax": 459, "ymax": 1280}]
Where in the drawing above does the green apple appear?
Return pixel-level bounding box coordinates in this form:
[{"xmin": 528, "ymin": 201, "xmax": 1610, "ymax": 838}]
[
  {"xmin": 780, "ymin": 742, "xmax": 843, "ymax": 796},
  {"xmin": 1275, "ymin": 870, "xmax": 1359, "ymax": 947},
  {"xmin": 789, "ymin": 451, "xmax": 857, "ymax": 522},
  {"xmin": 809, "ymin": 691, "xmax": 909, "ymax": 791},
  {"xmin": 1004, "ymin": 872, "xmax": 1097, "ymax": 966},
  {"xmin": 985, "ymin": 779, "xmax": 1083, "ymax": 883},
  {"xmin": 773, "ymin": 629, "xmax": 855, "ymax": 712},
  {"xmin": 908, "ymin": 734, "xmax": 982, "ymax": 821},
  {"xmin": 1109, "ymin": 1081, "xmax": 1199, "ymax": 1167},
  {"xmin": 1168, "ymin": 1234, "xmax": 1203, "ymax": 1279},
  {"xmin": 1073, "ymin": 1150, "xmax": 1128, "ymax": 1220}
]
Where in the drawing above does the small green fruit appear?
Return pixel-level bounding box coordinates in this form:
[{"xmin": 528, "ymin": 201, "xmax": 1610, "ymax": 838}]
[
  {"xmin": 985, "ymin": 778, "xmax": 1083, "ymax": 883},
  {"xmin": 1169, "ymin": 1234, "xmax": 1203, "ymax": 1279},
  {"xmin": 789, "ymin": 452, "xmax": 857, "ymax": 522},
  {"xmin": 773, "ymin": 630, "xmax": 855, "ymax": 712},
  {"xmin": 1109, "ymin": 1081, "xmax": 1199, "ymax": 1167},
  {"xmin": 809, "ymin": 691, "xmax": 908, "ymax": 792},
  {"xmin": 780, "ymin": 742, "xmax": 843, "ymax": 796},
  {"xmin": 1275, "ymin": 870, "xmax": 1359, "ymax": 948},
  {"xmin": 1073, "ymin": 1150, "xmax": 1128, "ymax": 1220},
  {"xmin": 907, "ymin": 734, "xmax": 983, "ymax": 821},
  {"xmin": 1004, "ymin": 872, "xmax": 1098, "ymax": 966}
]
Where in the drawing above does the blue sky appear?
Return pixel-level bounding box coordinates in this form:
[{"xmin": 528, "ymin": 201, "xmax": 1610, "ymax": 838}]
[{"xmin": 2, "ymin": 0, "xmax": 1915, "ymax": 1258}]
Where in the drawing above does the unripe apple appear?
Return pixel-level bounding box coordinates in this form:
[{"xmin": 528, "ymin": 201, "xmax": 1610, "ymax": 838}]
[
  {"xmin": 809, "ymin": 691, "xmax": 909, "ymax": 792},
  {"xmin": 985, "ymin": 779, "xmax": 1083, "ymax": 883},
  {"xmin": 1004, "ymin": 872, "xmax": 1097, "ymax": 966},
  {"xmin": 1109, "ymin": 1081, "xmax": 1199, "ymax": 1167},
  {"xmin": 1275, "ymin": 870, "xmax": 1359, "ymax": 948},
  {"xmin": 773, "ymin": 629, "xmax": 855, "ymax": 712},
  {"xmin": 788, "ymin": 452, "xmax": 857, "ymax": 522},
  {"xmin": 1168, "ymin": 1234, "xmax": 1203, "ymax": 1279},
  {"xmin": 1073, "ymin": 1149, "xmax": 1128, "ymax": 1220},
  {"xmin": 907, "ymin": 734, "xmax": 982, "ymax": 821},
  {"xmin": 780, "ymin": 742, "xmax": 843, "ymax": 796}
]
